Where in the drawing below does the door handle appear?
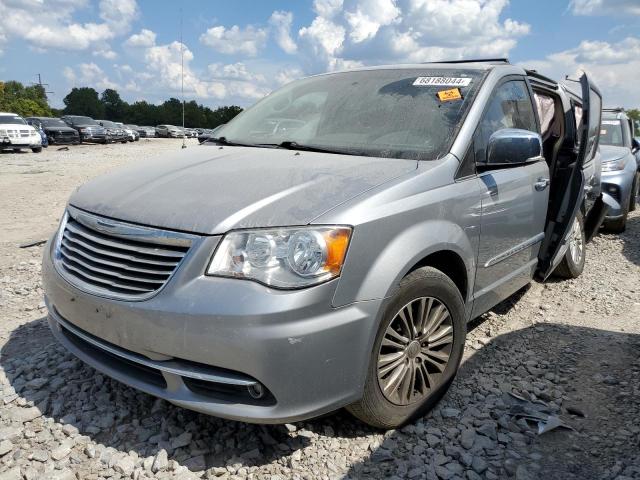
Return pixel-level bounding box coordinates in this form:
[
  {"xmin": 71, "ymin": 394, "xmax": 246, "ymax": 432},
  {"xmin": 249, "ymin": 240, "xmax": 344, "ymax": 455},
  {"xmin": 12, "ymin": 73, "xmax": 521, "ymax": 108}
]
[{"xmin": 534, "ymin": 178, "xmax": 550, "ymax": 191}]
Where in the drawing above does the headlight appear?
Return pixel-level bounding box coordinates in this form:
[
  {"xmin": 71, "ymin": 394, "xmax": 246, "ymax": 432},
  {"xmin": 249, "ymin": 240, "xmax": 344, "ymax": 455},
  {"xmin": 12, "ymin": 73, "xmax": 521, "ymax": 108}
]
[
  {"xmin": 207, "ymin": 226, "xmax": 352, "ymax": 288},
  {"xmin": 602, "ymin": 158, "xmax": 627, "ymax": 172}
]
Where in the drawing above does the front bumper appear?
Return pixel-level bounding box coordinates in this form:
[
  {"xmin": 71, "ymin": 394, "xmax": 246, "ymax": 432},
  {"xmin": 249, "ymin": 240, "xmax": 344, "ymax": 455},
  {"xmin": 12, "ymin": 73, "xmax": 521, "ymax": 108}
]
[
  {"xmin": 1, "ymin": 136, "xmax": 41, "ymax": 148},
  {"xmin": 42, "ymin": 238, "xmax": 381, "ymax": 423},
  {"xmin": 80, "ymin": 133, "xmax": 107, "ymax": 143},
  {"xmin": 49, "ymin": 135, "xmax": 80, "ymax": 145},
  {"xmin": 601, "ymin": 168, "xmax": 636, "ymax": 217}
]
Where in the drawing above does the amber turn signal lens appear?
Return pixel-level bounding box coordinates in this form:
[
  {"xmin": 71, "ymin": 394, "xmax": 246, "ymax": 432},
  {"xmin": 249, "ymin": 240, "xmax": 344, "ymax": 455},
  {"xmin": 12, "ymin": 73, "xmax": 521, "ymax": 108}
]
[{"xmin": 323, "ymin": 228, "xmax": 351, "ymax": 274}]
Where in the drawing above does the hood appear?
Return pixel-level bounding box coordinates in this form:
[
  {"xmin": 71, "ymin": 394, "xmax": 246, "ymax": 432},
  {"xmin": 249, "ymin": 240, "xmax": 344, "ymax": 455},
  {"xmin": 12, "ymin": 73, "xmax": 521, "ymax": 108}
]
[
  {"xmin": 600, "ymin": 145, "xmax": 629, "ymax": 163},
  {"xmin": 44, "ymin": 125, "xmax": 78, "ymax": 133},
  {"xmin": 69, "ymin": 146, "xmax": 417, "ymax": 235}
]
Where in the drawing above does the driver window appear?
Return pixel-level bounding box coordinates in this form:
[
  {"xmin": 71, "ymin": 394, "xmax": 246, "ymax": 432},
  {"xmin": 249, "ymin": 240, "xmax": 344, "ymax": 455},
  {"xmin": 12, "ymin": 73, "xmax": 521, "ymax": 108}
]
[{"xmin": 474, "ymin": 80, "xmax": 537, "ymax": 163}]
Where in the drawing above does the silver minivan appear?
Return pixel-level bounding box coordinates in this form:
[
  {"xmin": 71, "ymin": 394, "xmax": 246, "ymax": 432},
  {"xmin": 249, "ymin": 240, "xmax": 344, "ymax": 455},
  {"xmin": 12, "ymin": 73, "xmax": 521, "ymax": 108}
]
[{"xmin": 43, "ymin": 60, "xmax": 606, "ymax": 428}]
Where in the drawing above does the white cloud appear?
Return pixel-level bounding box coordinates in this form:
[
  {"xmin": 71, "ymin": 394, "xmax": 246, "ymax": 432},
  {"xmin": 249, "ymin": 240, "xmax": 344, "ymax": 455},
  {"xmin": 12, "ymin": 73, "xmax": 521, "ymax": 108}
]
[
  {"xmin": 95, "ymin": 47, "xmax": 117, "ymax": 59},
  {"xmin": 298, "ymin": 16, "xmax": 348, "ymax": 71},
  {"xmin": 294, "ymin": 0, "xmax": 529, "ymax": 72},
  {"xmin": 570, "ymin": 0, "xmax": 640, "ymax": 16},
  {"xmin": 125, "ymin": 28, "xmax": 156, "ymax": 47},
  {"xmin": 522, "ymin": 36, "xmax": 640, "ymax": 108},
  {"xmin": 200, "ymin": 24, "xmax": 268, "ymax": 56},
  {"xmin": 314, "ymin": 0, "xmax": 345, "ymax": 18},
  {"xmin": 63, "ymin": 62, "xmax": 119, "ymax": 91},
  {"xmin": 0, "ymin": 0, "xmax": 138, "ymax": 53},
  {"xmin": 269, "ymin": 11, "xmax": 298, "ymax": 54},
  {"xmin": 275, "ymin": 67, "xmax": 305, "ymax": 85},
  {"xmin": 345, "ymin": 0, "xmax": 401, "ymax": 43}
]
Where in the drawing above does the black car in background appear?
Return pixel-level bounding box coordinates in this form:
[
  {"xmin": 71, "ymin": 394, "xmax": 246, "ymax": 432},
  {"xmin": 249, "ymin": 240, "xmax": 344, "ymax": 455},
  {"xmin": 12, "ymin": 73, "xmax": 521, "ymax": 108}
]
[
  {"xmin": 61, "ymin": 116, "xmax": 107, "ymax": 144},
  {"xmin": 25, "ymin": 117, "xmax": 80, "ymax": 145}
]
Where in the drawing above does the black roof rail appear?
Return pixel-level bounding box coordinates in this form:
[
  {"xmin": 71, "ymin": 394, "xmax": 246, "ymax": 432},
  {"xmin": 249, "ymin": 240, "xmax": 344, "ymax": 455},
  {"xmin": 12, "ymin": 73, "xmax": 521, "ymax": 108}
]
[
  {"xmin": 603, "ymin": 107, "xmax": 625, "ymax": 112},
  {"xmin": 425, "ymin": 58, "xmax": 510, "ymax": 65}
]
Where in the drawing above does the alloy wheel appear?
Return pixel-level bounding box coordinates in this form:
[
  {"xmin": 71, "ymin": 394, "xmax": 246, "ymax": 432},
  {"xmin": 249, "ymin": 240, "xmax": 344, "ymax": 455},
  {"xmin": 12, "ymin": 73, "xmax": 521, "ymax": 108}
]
[
  {"xmin": 568, "ymin": 217, "xmax": 583, "ymax": 265},
  {"xmin": 377, "ymin": 297, "xmax": 453, "ymax": 406}
]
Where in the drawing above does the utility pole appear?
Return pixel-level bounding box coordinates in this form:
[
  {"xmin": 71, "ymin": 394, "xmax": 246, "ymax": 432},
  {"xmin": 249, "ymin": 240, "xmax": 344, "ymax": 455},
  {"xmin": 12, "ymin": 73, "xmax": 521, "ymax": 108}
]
[
  {"xmin": 32, "ymin": 74, "xmax": 54, "ymax": 97},
  {"xmin": 180, "ymin": 8, "xmax": 187, "ymax": 149}
]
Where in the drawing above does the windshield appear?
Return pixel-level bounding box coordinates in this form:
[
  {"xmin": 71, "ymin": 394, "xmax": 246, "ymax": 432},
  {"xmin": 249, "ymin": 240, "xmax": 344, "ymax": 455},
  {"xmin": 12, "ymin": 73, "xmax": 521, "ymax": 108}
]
[
  {"xmin": 600, "ymin": 119, "xmax": 624, "ymax": 147},
  {"xmin": 217, "ymin": 68, "xmax": 485, "ymax": 159},
  {"xmin": 41, "ymin": 118, "xmax": 69, "ymax": 127},
  {"xmin": 68, "ymin": 116, "xmax": 98, "ymax": 126},
  {"xmin": 0, "ymin": 115, "xmax": 27, "ymax": 125}
]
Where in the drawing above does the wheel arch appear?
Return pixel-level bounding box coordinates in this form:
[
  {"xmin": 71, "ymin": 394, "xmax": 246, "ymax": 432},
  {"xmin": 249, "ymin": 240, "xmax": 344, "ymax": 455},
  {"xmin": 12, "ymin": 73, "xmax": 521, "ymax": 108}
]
[{"xmin": 406, "ymin": 250, "xmax": 469, "ymax": 302}]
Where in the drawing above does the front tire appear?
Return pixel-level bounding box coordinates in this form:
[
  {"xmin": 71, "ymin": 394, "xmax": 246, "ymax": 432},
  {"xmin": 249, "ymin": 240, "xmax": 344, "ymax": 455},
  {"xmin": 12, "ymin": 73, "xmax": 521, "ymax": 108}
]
[
  {"xmin": 31, "ymin": 147, "xmax": 42, "ymax": 153},
  {"xmin": 347, "ymin": 267, "xmax": 466, "ymax": 429},
  {"xmin": 554, "ymin": 211, "xmax": 586, "ymax": 278}
]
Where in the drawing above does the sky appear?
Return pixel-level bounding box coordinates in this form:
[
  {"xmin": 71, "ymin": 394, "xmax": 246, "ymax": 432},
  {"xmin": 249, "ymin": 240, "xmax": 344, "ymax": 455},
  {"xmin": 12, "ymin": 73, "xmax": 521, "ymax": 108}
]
[{"xmin": 1, "ymin": 0, "xmax": 640, "ymax": 109}]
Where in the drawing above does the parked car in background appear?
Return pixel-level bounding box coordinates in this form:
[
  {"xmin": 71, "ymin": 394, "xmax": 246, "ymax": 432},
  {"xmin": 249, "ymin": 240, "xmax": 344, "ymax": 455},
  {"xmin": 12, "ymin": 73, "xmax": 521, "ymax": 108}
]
[
  {"xmin": 37, "ymin": 125, "xmax": 48, "ymax": 148},
  {"xmin": 44, "ymin": 61, "xmax": 606, "ymax": 429},
  {"xmin": 0, "ymin": 112, "xmax": 42, "ymax": 153},
  {"xmin": 61, "ymin": 116, "xmax": 107, "ymax": 144},
  {"xmin": 26, "ymin": 117, "xmax": 80, "ymax": 145},
  {"xmin": 97, "ymin": 120, "xmax": 128, "ymax": 144},
  {"xmin": 155, "ymin": 124, "xmax": 182, "ymax": 138},
  {"xmin": 598, "ymin": 108, "xmax": 639, "ymax": 232},
  {"xmin": 133, "ymin": 125, "xmax": 155, "ymax": 138},
  {"xmin": 197, "ymin": 125, "xmax": 224, "ymax": 144},
  {"xmin": 116, "ymin": 123, "xmax": 139, "ymax": 142}
]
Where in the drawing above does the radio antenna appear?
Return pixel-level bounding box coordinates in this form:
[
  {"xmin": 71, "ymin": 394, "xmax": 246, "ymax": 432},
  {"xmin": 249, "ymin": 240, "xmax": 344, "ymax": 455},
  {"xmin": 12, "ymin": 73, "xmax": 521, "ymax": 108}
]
[{"xmin": 180, "ymin": 8, "xmax": 186, "ymax": 149}]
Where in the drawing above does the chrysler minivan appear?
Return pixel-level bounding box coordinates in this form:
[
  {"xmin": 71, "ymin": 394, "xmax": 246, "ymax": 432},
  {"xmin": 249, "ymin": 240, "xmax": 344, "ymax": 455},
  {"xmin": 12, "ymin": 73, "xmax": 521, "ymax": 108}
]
[{"xmin": 43, "ymin": 60, "xmax": 607, "ymax": 428}]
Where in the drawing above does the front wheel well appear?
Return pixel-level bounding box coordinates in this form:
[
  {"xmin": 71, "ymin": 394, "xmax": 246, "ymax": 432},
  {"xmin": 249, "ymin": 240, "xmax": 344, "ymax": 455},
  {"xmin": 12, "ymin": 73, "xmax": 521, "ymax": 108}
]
[{"xmin": 407, "ymin": 251, "xmax": 469, "ymax": 301}]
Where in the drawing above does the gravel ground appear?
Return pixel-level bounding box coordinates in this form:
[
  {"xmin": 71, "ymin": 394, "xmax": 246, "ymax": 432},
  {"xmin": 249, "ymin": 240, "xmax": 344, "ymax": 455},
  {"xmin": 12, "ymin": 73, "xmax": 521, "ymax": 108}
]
[{"xmin": 0, "ymin": 141, "xmax": 639, "ymax": 480}]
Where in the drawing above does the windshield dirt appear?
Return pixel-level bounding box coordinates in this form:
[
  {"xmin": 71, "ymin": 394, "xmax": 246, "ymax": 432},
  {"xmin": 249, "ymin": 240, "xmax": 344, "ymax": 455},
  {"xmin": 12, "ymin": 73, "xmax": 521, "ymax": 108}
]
[{"xmin": 217, "ymin": 69, "xmax": 485, "ymax": 160}]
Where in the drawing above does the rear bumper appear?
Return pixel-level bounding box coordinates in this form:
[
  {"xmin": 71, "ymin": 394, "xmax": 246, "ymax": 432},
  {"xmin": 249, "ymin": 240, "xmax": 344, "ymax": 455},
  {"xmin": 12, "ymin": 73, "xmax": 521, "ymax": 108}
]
[{"xmin": 42, "ymin": 238, "xmax": 381, "ymax": 423}]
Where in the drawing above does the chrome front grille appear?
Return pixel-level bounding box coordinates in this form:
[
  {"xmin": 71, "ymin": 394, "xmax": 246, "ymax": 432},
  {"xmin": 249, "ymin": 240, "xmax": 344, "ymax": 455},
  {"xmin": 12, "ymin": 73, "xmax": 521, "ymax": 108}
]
[{"xmin": 54, "ymin": 207, "xmax": 197, "ymax": 300}]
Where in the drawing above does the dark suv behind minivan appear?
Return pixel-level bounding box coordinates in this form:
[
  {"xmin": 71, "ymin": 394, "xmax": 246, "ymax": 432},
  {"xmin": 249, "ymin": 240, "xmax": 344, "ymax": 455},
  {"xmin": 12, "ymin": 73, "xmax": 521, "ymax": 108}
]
[
  {"xmin": 61, "ymin": 115, "xmax": 107, "ymax": 144},
  {"xmin": 44, "ymin": 60, "xmax": 607, "ymax": 428}
]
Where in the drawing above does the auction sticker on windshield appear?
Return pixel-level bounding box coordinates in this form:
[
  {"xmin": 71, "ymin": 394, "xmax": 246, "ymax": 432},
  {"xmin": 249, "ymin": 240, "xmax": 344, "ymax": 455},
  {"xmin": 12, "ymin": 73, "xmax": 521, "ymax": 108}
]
[
  {"xmin": 413, "ymin": 77, "xmax": 472, "ymax": 87},
  {"xmin": 437, "ymin": 88, "xmax": 462, "ymax": 102}
]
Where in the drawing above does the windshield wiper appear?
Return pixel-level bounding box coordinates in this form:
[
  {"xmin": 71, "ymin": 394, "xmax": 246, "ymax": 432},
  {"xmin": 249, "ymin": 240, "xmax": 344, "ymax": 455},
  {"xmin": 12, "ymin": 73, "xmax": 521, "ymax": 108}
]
[
  {"xmin": 261, "ymin": 141, "xmax": 360, "ymax": 156},
  {"xmin": 206, "ymin": 136, "xmax": 256, "ymax": 147}
]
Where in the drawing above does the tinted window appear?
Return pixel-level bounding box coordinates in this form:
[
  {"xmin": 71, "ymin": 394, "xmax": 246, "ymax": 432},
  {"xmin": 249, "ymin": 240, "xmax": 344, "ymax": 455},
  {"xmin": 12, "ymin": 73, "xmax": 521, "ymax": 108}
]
[
  {"xmin": 218, "ymin": 69, "xmax": 486, "ymax": 160},
  {"xmin": 66, "ymin": 116, "xmax": 98, "ymax": 125},
  {"xmin": 0, "ymin": 115, "xmax": 27, "ymax": 125},
  {"xmin": 600, "ymin": 120, "xmax": 624, "ymax": 147},
  {"xmin": 474, "ymin": 80, "xmax": 537, "ymax": 163},
  {"xmin": 41, "ymin": 118, "xmax": 69, "ymax": 127}
]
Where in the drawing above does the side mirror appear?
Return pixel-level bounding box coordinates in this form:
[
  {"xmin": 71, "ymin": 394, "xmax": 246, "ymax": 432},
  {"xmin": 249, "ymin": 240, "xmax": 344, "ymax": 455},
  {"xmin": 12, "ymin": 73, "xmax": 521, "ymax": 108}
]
[
  {"xmin": 631, "ymin": 137, "xmax": 640, "ymax": 153},
  {"xmin": 480, "ymin": 128, "xmax": 543, "ymax": 168}
]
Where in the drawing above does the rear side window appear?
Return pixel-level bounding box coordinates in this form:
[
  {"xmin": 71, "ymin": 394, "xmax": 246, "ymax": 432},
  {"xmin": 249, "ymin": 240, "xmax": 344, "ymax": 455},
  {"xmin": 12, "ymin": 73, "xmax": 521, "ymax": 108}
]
[{"xmin": 474, "ymin": 80, "xmax": 537, "ymax": 163}]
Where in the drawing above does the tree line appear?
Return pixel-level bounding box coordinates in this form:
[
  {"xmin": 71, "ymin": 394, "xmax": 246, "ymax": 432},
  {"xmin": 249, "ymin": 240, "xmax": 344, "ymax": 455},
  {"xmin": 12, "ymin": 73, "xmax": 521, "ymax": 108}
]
[{"xmin": 0, "ymin": 80, "xmax": 242, "ymax": 128}]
